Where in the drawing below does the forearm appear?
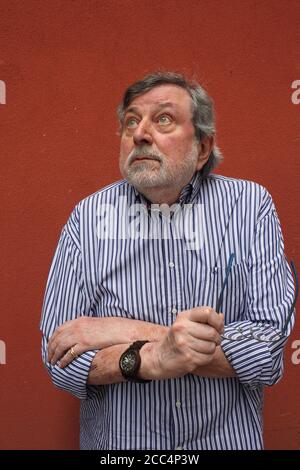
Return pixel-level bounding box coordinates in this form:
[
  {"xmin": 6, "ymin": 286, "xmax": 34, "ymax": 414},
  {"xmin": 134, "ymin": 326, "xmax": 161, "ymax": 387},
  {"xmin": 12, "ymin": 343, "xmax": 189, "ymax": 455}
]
[
  {"xmin": 88, "ymin": 344, "xmax": 129, "ymax": 385},
  {"xmin": 119, "ymin": 319, "xmax": 169, "ymax": 344},
  {"xmin": 80, "ymin": 317, "xmax": 168, "ymax": 349},
  {"xmin": 88, "ymin": 311, "xmax": 230, "ymax": 385},
  {"xmin": 47, "ymin": 316, "xmax": 169, "ymax": 370},
  {"xmin": 87, "ymin": 344, "xmax": 235, "ymax": 386},
  {"xmin": 193, "ymin": 346, "xmax": 236, "ymax": 378},
  {"xmin": 87, "ymin": 323, "xmax": 168, "ymax": 385},
  {"xmin": 88, "ymin": 340, "xmax": 177, "ymax": 385}
]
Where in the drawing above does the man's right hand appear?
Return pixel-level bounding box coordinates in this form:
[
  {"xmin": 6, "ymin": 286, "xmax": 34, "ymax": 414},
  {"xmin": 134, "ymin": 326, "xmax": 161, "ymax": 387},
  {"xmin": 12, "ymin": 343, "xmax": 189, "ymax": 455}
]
[{"xmin": 140, "ymin": 307, "xmax": 224, "ymax": 380}]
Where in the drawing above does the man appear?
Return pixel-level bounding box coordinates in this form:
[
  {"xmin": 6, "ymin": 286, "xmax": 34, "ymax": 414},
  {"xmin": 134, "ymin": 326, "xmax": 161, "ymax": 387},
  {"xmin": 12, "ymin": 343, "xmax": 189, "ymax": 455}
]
[{"xmin": 41, "ymin": 71, "xmax": 295, "ymax": 450}]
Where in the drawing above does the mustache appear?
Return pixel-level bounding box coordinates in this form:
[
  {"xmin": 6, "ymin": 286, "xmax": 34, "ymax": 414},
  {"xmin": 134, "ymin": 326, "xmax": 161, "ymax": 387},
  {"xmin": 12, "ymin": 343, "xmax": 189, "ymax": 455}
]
[{"xmin": 127, "ymin": 147, "xmax": 164, "ymax": 165}]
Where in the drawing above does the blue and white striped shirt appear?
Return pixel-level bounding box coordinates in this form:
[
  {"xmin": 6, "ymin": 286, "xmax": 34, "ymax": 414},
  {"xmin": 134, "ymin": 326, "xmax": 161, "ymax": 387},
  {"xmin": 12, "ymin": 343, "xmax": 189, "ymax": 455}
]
[{"xmin": 40, "ymin": 172, "xmax": 295, "ymax": 450}]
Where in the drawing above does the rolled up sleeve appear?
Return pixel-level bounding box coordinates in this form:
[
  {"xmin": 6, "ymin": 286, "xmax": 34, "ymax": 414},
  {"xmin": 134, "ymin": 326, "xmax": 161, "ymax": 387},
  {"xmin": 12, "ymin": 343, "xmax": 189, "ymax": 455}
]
[
  {"xmin": 40, "ymin": 216, "xmax": 97, "ymax": 400},
  {"xmin": 222, "ymin": 193, "xmax": 295, "ymax": 387}
]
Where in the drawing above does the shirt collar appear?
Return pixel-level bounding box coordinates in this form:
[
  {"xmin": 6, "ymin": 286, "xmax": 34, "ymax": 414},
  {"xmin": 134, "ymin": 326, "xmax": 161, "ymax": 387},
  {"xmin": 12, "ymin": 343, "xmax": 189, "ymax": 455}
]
[{"xmin": 132, "ymin": 171, "xmax": 203, "ymax": 207}]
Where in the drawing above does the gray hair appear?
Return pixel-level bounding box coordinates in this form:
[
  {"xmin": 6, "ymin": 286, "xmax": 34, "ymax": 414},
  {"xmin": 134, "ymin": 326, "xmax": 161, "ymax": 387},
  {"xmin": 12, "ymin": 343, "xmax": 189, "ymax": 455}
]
[{"xmin": 117, "ymin": 71, "xmax": 223, "ymax": 178}]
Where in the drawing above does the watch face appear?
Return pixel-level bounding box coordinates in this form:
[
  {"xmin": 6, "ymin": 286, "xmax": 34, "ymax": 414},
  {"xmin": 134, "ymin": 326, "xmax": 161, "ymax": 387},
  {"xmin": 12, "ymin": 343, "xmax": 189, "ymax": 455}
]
[{"xmin": 120, "ymin": 351, "xmax": 137, "ymax": 375}]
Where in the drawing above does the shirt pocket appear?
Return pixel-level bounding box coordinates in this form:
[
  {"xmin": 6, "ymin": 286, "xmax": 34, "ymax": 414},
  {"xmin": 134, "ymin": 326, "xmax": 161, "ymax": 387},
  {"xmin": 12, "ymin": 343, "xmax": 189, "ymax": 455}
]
[{"xmin": 192, "ymin": 259, "xmax": 249, "ymax": 324}]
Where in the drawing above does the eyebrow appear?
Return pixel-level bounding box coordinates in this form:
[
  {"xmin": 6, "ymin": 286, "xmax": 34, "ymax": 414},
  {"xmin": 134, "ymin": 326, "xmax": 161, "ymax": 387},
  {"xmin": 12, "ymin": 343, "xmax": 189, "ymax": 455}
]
[{"xmin": 125, "ymin": 102, "xmax": 178, "ymax": 115}]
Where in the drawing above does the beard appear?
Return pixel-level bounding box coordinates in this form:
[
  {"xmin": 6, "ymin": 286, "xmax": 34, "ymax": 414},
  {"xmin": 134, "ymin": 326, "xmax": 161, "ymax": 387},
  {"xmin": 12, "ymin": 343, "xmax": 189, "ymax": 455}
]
[{"xmin": 119, "ymin": 143, "xmax": 199, "ymax": 191}]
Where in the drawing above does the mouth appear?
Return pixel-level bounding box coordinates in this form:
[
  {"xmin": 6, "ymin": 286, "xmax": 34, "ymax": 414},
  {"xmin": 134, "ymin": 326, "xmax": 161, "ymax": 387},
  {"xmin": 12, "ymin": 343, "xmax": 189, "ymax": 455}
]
[
  {"xmin": 133, "ymin": 157, "xmax": 153, "ymax": 163},
  {"xmin": 132, "ymin": 156, "xmax": 160, "ymax": 164}
]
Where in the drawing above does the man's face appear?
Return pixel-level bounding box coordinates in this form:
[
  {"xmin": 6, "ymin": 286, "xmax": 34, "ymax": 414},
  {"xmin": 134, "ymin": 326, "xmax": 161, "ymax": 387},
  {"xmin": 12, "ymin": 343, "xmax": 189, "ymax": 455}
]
[{"xmin": 119, "ymin": 84, "xmax": 206, "ymax": 192}]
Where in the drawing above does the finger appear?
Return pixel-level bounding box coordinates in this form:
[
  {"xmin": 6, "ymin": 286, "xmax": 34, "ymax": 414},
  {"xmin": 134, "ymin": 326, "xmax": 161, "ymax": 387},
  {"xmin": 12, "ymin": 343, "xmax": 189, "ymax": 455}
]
[
  {"xmin": 58, "ymin": 344, "xmax": 82, "ymax": 368},
  {"xmin": 189, "ymin": 307, "xmax": 224, "ymax": 334},
  {"xmin": 172, "ymin": 337, "xmax": 216, "ymax": 369},
  {"xmin": 172, "ymin": 318, "xmax": 221, "ymax": 346},
  {"xmin": 51, "ymin": 339, "xmax": 75, "ymax": 365},
  {"xmin": 57, "ymin": 350, "xmax": 73, "ymax": 369},
  {"xmin": 188, "ymin": 307, "xmax": 216, "ymax": 324},
  {"xmin": 48, "ymin": 338, "xmax": 60, "ymax": 363},
  {"xmin": 51, "ymin": 346, "xmax": 67, "ymax": 366},
  {"xmin": 188, "ymin": 322, "xmax": 221, "ymax": 344},
  {"xmin": 186, "ymin": 337, "xmax": 217, "ymax": 355},
  {"xmin": 48, "ymin": 319, "xmax": 82, "ymax": 362},
  {"xmin": 175, "ymin": 335, "xmax": 217, "ymax": 354},
  {"xmin": 207, "ymin": 312, "xmax": 224, "ymax": 334},
  {"xmin": 47, "ymin": 325, "xmax": 67, "ymax": 361},
  {"xmin": 171, "ymin": 324, "xmax": 220, "ymax": 354},
  {"xmin": 47, "ymin": 341, "xmax": 57, "ymax": 363},
  {"xmin": 49, "ymin": 329, "xmax": 79, "ymax": 364},
  {"xmin": 47, "ymin": 333, "xmax": 59, "ymax": 361},
  {"xmin": 48, "ymin": 336, "xmax": 65, "ymax": 364},
  {"xmin": 49, "ymin": 331, "xmax": 75, "ymax": 364}
]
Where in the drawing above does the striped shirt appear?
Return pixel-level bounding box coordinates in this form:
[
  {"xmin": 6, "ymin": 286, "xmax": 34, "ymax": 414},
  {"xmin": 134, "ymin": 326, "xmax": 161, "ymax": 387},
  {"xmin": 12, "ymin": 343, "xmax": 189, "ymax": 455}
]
[{"xmin": 40, "ymin": 172, "xmax": 295, "ymax": 450}]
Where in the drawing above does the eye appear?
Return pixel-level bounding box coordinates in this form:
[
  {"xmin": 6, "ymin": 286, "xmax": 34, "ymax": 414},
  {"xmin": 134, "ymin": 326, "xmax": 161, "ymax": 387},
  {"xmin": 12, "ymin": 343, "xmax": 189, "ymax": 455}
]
[
  {"xmin": 157, "ymin": 114, "xmax": 172, "ymax": 125},
  {"xmin": 125, "ymin": 116, "xmax": 139, "ymax": 129}
]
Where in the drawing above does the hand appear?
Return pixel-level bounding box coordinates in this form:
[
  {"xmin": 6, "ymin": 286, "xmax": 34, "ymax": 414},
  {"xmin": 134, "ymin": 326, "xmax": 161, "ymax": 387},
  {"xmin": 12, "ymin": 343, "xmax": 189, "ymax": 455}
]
[
  {"xmin": 146, "ymin": 307, "xmax": 224, "ymax": 380},
  {"xmin": 47, "ymin": 316, "xmax": 128, "ymax": 368}
]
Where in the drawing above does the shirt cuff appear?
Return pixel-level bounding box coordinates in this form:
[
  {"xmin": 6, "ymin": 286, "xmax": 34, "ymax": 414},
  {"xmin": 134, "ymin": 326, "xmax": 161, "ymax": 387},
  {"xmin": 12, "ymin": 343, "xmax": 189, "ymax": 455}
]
[
  {"xmin": 49, "ymin": 349, "xmax": 99, "ymax": 399},
  {"xmin": 221, "ymin": 322, "xmax": 274, "ymax": 387}
]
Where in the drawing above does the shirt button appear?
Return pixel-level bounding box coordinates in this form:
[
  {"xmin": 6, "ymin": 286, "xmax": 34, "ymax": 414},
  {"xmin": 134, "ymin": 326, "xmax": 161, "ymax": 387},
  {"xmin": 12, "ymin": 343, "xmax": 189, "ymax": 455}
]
[
  {"xmin": 169, "ymin": 262, "xmax": 175, "ymax": 268},
  {"xmin": 171, "ymin": 308, "xmax": 177, "ymax": 314},
  {"xmin": 175, "ymin": 401, "xmax": 181, "ymax": 408}
]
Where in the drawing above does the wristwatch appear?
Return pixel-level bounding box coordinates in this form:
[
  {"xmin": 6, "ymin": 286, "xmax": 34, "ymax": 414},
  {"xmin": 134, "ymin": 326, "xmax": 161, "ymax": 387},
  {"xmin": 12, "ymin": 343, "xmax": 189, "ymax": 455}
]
[{"xmin": 119, "ymin": 340, "xmax": 151, "ymax": 383}]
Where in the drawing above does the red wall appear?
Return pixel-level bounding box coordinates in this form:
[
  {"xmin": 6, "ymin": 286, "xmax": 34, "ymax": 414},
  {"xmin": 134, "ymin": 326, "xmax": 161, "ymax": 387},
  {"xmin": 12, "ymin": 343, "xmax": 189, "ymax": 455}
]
[{"xmin": 0, "ymin": 0, "xmax": 299, "ymax": 450}]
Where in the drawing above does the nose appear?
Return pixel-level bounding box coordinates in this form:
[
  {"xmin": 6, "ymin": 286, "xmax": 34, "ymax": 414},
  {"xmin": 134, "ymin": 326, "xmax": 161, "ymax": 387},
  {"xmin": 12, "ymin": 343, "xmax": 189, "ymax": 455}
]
[{"xmin": 132, "ymin": 120, "xmax": 153, "ymax": 146}]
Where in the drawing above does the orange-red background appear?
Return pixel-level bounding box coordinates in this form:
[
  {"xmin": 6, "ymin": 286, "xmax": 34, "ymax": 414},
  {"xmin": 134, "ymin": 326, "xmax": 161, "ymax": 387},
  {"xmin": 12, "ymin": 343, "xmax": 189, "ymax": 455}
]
[{"xmin": 0, "ymin": 0, "xmax": 299, "ymax": 450}]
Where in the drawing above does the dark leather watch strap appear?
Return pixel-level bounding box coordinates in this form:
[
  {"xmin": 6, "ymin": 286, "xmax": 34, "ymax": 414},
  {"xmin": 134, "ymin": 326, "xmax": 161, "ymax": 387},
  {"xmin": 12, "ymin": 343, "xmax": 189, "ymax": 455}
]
[{"xmin": 119, "ymin": 340, "xmax": 151, "ymax": 383}]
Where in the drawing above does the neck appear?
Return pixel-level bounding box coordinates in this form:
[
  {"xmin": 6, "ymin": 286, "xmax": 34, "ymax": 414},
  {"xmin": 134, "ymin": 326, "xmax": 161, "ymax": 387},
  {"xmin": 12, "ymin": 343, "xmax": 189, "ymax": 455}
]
[{"xmin": 138, "ymin": 186, "xmax": 182, "ymax": 205}]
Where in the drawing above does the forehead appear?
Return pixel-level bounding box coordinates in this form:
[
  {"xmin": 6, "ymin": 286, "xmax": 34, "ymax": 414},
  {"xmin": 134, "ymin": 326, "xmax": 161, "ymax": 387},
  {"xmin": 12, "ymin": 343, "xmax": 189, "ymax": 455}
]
[{"xmin": 126, "ymin": 84, "xmax": 193, "ymax": 115}]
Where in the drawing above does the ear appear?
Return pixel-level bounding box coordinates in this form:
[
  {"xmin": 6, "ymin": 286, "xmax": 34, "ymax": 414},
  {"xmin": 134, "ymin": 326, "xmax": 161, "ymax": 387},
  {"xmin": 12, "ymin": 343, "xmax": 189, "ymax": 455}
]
[{"xmin": 196, "ymin": 136, "xmax": 214, "ymax": 171}]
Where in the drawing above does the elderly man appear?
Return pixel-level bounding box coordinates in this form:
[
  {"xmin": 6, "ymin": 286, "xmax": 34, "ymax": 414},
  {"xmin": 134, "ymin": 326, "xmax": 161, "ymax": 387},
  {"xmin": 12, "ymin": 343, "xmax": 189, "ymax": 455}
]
[{"xmin": 41, "ymin": 71, "xmax": 295, "ymax": 450}]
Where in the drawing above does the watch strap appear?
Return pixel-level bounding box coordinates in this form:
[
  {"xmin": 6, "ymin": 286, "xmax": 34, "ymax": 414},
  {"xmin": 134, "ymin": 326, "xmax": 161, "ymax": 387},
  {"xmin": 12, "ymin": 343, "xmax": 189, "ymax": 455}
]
[{"xmin": 119, "ymin": 340, "xmax": 151, "ymax": 383}]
